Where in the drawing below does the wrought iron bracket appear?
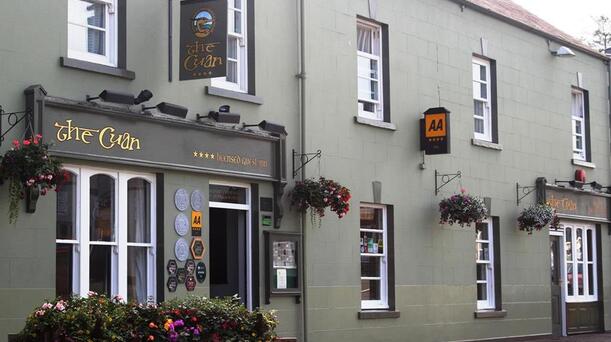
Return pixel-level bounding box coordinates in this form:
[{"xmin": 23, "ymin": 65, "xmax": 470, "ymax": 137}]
[
  {"xmin": 516, "ymin": 182, "xmax": 537, "ymax": 206},
  {"xmin": 0, "ymin": 105, "xmax": 32, "ymax": 146},
  {"xmin": 434, "ymin": 169, "xmax": 461, "ymax": 196},
  {"xmin": 292, "ymin": 149, "xmax": 321, "ymax": 178}
]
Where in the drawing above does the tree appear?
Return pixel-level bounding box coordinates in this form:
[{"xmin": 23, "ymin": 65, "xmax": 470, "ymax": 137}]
[{"xmin": 591, "ymin": 15, "xmax": 611, "ymax": 52}]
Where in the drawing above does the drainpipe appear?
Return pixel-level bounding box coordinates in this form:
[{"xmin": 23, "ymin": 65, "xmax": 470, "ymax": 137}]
[{"xmin": 297, "ymin": 0, "xmax": 308, "ymax": 341}]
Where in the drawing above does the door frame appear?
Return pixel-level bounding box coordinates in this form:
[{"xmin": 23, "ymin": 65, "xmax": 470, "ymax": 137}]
[
  {"xmin": 550, "ymin": 230, "xmax": 567, "ymax": 336},
  {"xmin": 209, "ymin": 180, "xmax": 253, "ymax": 310}
]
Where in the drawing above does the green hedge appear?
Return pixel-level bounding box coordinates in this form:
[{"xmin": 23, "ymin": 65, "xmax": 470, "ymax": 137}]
[{"xmin": 16, "ymin": 293, "xmax": 278, "ymax": 341}]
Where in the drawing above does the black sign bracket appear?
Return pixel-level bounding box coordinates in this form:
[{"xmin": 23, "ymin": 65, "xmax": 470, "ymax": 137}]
[
  {"xmin": 435, "ymin": 169, "xmax": 461, "ymax": 196},
  {"xmin": 292, "ymin": 149, "xmax": 321, "ymax": 179},
  {"xmin": 0, "ymin": 105, "xmax": 32, "ymax": 146},
  {"xmin": 516, "ymin": 182, "xmax": 537, "ymax": 206}
]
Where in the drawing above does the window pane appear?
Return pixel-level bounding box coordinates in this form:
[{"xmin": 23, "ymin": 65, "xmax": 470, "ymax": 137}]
[
  {"xmin": 588, "ymin": 264, "xmax": 594, "ymax": 296},
  {"xmin": 565, "ymin": 228, "xmax": 572, "ymax": 261},
  {"xmin": 357, "ymin": 26, "xmax": 372, "ymax": 53},
  {"xmin": 209, "ymin": 185, "xmax": 247, "ymax": 204},
  {"xmin": 234, "ymin": 0, "xmax": 242, "ymax": 9},
  {"xmin": 86, "ymin": 3, "xmax": 105, "ymax": 28},
  {"xmin": 480, "ymin": 83, "xmax": 488, "ymax": 99},
  {"xmin": 476, "ymin": 264, "xmax": 487, "ymax": 281},
  {"xmin": 227, "ymin": 60, "xmax": 238, "ymax": 83},
  {"xmin": 472, "ymin": 63, "xmax": 479, "ymax": 81},
  {"xmin": 479, "ymin": 65, "xmax": 487, "ymax": 82},
  {"xmin": 128, "ymin": 178, "xmax": 151, "ymax": 243},
  {"xmin": 476, "ymin": 223, "xmax": 489, "ymax": 240},
  {"xmin": 56, "ymin": 244, "xmax": 75, "ymax": 298},
  {"xmin": 360, "ymin": 207, "xmax": 383, "ymax": 230},
  {"xmin": 361, "ymin": 256, "xmax": 381, "ymax": 277},
  {"xmin": 358, "ymin": 78, "xmax": 377, "ymax": 100},
  {"xmin": 474, "ymin": 100, "xmax": 485, "ymax": 118},
  {"xmin": 90, "ymin": 174, "xmax": 115, "ymax": 242},
  {"xmin": 128, "ymin": 247, "xmax": 148, "ymax": 304},
  {"xmin": 68, "ymin": 24, "xmax": 106, "ymax": 56},
  {"xmin": 359, "ymin": 100, "xmax": 375, "ymax": 113},
  {"xmin": 477, "ymin": 283, "xmax": 487, "ymax": 301},
  {"xmin": 360, "ymin": 231, "xmax": 383, "ymax": 254},
  {"xmin": 87, "ymin": 28, "xmax": 106, "ymax": 55},
  {"xmin": 575, "ymin": 136, "xmax": 583, "ymax": 150},
  {"xmin": 233, "ymin": 10, "xmax": 242, "ymax": 34},
  {"xmin": 89, "ymin": 245, "xmax": 112, "ymax": 297},
  {"xmin": 472, "ymin": 82, "xmax": 481, "ymax": 99},
  {"xmin": 476, "ymin": 242, "xmax": 489, "ymax": 261},
  {"xmin": 361, "ymin": 279, "xmax": 381, "ymax": 301},
  {"xmin": 57, "ymin": 172, "xmax": 76, "ymax": 240},
  {"xmin": 587, "ymin": 230, "xmax": 593, "ymax": 262},
  {"xmin": 576, "ymin": 229, "xmax": 583, "ymax": 261},
  {"xmin": 68, "ymin": 0, "xmax": 105, "ymax": 28},
  {"xmin": 574, "ymin": 120, "xmax": 582, "ymax": 134},
  {"xmin": 228, "ymin": 37, "xmax": 238, "ymax": 59},
  {"xmin": 578, "ymin": 263, "xmax": 584, "ymax": 295},
  {"xmin": 567, "ymin": 263, "xmax": 574, "ymax": 296}
]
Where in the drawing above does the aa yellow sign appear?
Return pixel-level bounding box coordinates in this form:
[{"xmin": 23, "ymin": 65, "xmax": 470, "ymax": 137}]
[
  {"xmin": 420, "ymin": 107, "xmax": 451, "ymax": 155},
  {"xmin": 191, "ymin": 211, "xmax": 202, "ymax": 236},
  {"xmin": 425, "ymin": 113, "xmax": 446, "ymax": 138}
]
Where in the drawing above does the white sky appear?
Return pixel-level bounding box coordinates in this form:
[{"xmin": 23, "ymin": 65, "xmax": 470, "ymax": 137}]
[{"xmin": 511, "ymin": 0, "xmax": 610, "ymax": 42}]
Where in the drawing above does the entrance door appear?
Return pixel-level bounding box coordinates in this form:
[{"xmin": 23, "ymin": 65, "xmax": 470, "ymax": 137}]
[
  {"xmin": 210, "ymin": 208, "xmax": 247, "ymax": 303},
  {"xmin": 550, "ymin": 235, "xmax": 563, "ymax": 336}
]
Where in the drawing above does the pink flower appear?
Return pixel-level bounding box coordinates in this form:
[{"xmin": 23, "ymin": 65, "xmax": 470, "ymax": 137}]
[
  {"xmin": 112, "ymin": 294, "xmax": 124, "ymax": 302},
  {"xmin": 41, "ymin": 302, "xmax": 53, "ymax": 310},
  {"xmin": 12, "ymin": 140, "xmax": 19, "ymax": 148},
  {"xmin": 460, "ymin": 187, "xmax": 466, "ymax": 194},
  {"xmin": 46, "ymin": 174, "xmax": 53, "ymax": 180},
  {"xmin": 35, "ymin": 310, "xmax": 46, "ymax": 317},
  {"xmin": 87, "ymin": 291, "xmax": 97, "ymax": 297},
  {"xmin": 23, "ymin": 139, "xmax": 31, "ymax": 146},
  {"xmin": 54, "ymin": 300, "xmax": 66, "ymax": 311}
]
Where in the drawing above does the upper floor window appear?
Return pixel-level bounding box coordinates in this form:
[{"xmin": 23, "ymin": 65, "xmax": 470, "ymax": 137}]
[
  {"xmin": 68, "ymin": 0, "xmax": 118, "ymax": 66},
  {"xmin": 212, "ymin": 0, "xmax": 249, "ymax": 92},
  {"xmin": 571, "ymin": 89, "xmax": 587, "ymax": 161},
  {"xmin": 357, "ymin": 20, "xmax": 383, "ymax": 120},
  {"xmin": 56, "ymin": 166, "xmax": 156, "ymax": 304},
  {"xmin": 472, "ymin": 57, "xmax": 492, "ymax": 142}
]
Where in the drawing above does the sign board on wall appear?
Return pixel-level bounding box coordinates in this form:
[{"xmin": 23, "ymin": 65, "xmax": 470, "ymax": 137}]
[
  {"xmin": 420, "ymin": 107, "xmax": 451, "ymax": 155},
  {"xmin": 179, "ymin": 0, "xmax": 227, "ymax": 80},
  {"xmin": 546, "ymin": 187, "xmax": 610, "ymax": 221}
]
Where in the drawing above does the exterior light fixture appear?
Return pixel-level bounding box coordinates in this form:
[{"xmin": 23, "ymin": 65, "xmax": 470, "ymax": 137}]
[
  {"xmin": 555, "ymin": 180, "xmax": 584, "ymax": 189},
  {"xmin": 551, "ymin": 46, "xmax": 576, "ymax": 57},
  {"xmin": 588, "ymin": 181, "xmax": 603, "ymax": 191},
  {"xmin": 86, "ymin": 90, "xmax": 135, "ymax": 105},
  {"xmin": 134, "ymin": 90, "xmax": 154, "ymax": 105},
  {"xmin": 196, "ymin": 105, "xmax": 240, "ymax": 123},
  {"xmin": 243, "ymin": 120, "xmax": 288, "ymax": 136},
  {"xmin": 142, "ymin": 102, "xmax": 189, "ymax": 118}
]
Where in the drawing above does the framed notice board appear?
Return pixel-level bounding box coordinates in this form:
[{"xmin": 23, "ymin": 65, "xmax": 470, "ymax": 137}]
[{"xmin": 264, "ymin": 231, "xmax": 301, "ymax": 304}]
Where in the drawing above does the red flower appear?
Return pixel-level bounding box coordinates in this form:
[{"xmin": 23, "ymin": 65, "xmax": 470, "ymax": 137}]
[
  {"xmin": 12, "ymin": 140, "xmax": 19, "ymax": 148},
  {"xmin": 23, "ymin": 139, "xmax": 31, "ymax": 146}
]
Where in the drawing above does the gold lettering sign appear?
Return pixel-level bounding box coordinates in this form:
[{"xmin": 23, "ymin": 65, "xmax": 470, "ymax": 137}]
[
  {"xmin": 546, "ymin": 195, "xmax": 578, "ymax": 212},
  {"xmin": 192, "ymin": 150, "xmax": 269, "ymax": 169},
  {"xmin": 54, "ymin": 119, "xmax": 141, "ymax": 151}
]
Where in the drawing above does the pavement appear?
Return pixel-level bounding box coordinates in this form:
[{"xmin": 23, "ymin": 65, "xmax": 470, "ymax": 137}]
[{"xmin": 490, "ymin": 333, "xmax": 611, "ymax": 341}]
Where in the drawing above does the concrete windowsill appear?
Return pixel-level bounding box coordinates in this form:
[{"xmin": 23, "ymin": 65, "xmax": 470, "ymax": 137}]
[
  {"xmin": 354, "ymin": 116, "xmax": 397, "ymax": 131},
  {"xmin": 474, "ymin": 310, "xmax": 507, "ymax": 319},
  {"xmin": 357, "ymin": 310, "xmax": 401, "ymax": 319},
  {"xmin": 572, "ymin": 159, "xmax": 596, "ymax": 169},
  {"xmin": 205, "ymin": 86, "xmax": 264, "ymax": 105},
  {"xmin": 472, "ymin": 138, "xmax": 503, "ymax": 151},
  {"xmin": 60, "ymin": 57, "xmax": 135, "ymax": 80}
]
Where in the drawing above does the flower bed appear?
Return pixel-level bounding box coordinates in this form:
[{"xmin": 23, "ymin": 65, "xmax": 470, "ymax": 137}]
[{"xmin": 16, "ymin": 293, "xmax": 278, "ymax": 342}]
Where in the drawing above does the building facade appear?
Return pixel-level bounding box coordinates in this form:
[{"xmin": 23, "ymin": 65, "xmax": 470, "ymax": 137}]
[{"xmin": 0, "ymin": 0, "xmax": 610, "ymax": 342}]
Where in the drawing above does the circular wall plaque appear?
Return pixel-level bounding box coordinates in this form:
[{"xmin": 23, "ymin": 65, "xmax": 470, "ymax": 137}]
[
  {"xmin": 174, "ymin": 188, "xmax": 189, "ymax": 211},
  {"xmin": 185, "ymin": 259, "xmax": 196, "ymax": 275},
  {"xmin": 185, "ymin": 275, "xmax": 196, "ymax": 291},
  {"xmin": 196, "ymin": 262, "xmax": 207, "ymax": 283},
  {"xmin": 174, "ymin": 213, "xmax": 189, "ymax": 236},
  {"xmin": 174, "ymin": 238, "xmax": 189, "ymax": 262},
  {"xmin": 191, "ymin": 190, "xmax": 203, "ymax": 211}
]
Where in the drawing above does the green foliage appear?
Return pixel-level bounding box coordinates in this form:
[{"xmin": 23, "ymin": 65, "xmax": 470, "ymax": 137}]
[
  {"xmin": 16, "ymin": 294, "xmax": 278, "ymax": 342},
  {"xmin": 438, "ymin": 190, "xmax": 488, "ymax": 227}
]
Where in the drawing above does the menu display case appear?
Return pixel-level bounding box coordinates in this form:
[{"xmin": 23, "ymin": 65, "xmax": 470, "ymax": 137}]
[{"xmin": 264, "ymin": 231, "xmax": 301, "ymax": 304}]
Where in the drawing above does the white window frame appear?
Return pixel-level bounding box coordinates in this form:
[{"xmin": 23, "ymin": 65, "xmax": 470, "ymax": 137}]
[
  {"xmin": 211, "ymin": 0, "xmax": 248, "ymax": 92},
  {"xmin": 56, "ymin": 165, "xmax": 156, "ymax": 303},
  {"xmin": 360, "ymin": 203, "xmax": 388, "ymax": 310},
  {"xmin": 571, "ymin": 89, "xmax": 587, "ymax": 161},
  {"xmin": 563, "ymin": 222, "xmax": 597, "ymax": 303},
  {"xmin": 476, "ymin": 219, "xmax": 495, "ymax": 310},
  {"xmin": 67, "ymin": 0, "xmax": 118, "ymax": 67},
  {"xmin": 356, "ymin": 19, "xmax": 384, "ymax": 121},
  {"xmin": 472, "ymin": 57, "xmax": 492, "ymax": 142}
]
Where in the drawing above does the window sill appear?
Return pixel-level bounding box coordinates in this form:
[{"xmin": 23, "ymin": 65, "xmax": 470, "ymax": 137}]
[
  {"xmin": 357, "ymin": 310, "xmax": 400, "ymax": 320},
  {"xmin": 60, "ymin": 57, "xmax": 135, "ymax": 80},
  {"xmin": 474, "ymin": 310, "xmax": 507, "ymax": 319},
  {"xmin": 471, "ymin": 138, "xmax": 503, "ymax": 151},
  {"xmin": 206, "ymin": 86, "xmax": 263, "ymax": 105},
  {"xmin": 354, "ymin": 116, "xmax": 397, "ymax": 131},
  {"xmin": 572, "ymin": 159, "xmax": 596, "ymax": 169}
]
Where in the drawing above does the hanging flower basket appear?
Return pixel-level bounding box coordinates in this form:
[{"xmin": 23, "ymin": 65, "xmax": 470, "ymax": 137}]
[
  {"xmin": 439, "ymin": 190, "xmax": 487, "ymax": 227},
  {"xmin": 0, "ymin": 135, "xmax": 65, "ymax": 223},
  {"xmin": 290, "ymin": 177, "xmax": 351, "ymax": 226},
  {"xmin": 517, "ymin": 203, "xmax": 558, "ymax": 234}
]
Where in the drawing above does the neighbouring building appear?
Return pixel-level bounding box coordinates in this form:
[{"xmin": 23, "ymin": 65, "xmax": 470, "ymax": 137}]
[{"xmin": 0, "ymin": 0, "xmax": 610, "ymax": 342}]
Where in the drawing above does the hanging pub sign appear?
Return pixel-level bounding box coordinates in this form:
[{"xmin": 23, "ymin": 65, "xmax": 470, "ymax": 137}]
[
  {"xmin": 420, "ymin": 107, "xmax": 451, "ymax": 155},
  {"xmin": 179, "ymin": 0, "xmax": 227, "ymax": 80}
]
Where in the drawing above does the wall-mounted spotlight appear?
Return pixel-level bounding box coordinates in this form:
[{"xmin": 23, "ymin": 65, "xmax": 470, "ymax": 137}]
[
  {"xmin": 555, "ymin": 179, "xmax": 584, "ymax": 189},
  {"xmin": 551, "ymin": 46, "xmax": 576, "ymax": 57},
  {"xmin": 196, "ymin": 105, "xmax": 240, "ymax": 123},
  {"xmin": 134, "ymin": 90, "xmax": 154, "ymax": 105},
  {"xmin": 243, "ymin": 120, "xmax": 287, "ymax": 136},
  {"xmin": 86, "ymin": 90, "xmax": 135, "ymax": 105},
  {"xmin": 142, "ymin": 102, "xmax": 188, "ymax": 118},
  {"xmin": 588, "ymin": 181, "xmax": 604, "ymax": 191}
]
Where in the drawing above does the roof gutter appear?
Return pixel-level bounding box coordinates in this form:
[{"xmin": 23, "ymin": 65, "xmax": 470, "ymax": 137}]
[{"xmin": 448, "ymin": 0, "xmax": 610, "ymax": 62}]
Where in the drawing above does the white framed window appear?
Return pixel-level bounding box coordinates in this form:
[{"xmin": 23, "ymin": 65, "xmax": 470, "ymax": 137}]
[
  {"xmin": 55, "ymin": 166, "xmax": 156, "ymax": 304},
  {"xmin": 360, "ymin": 204, "xmax": 388, "ymax": 309},
  {"xmin": 67, "ymin": 0, "xmax": 118, "ymax": 66},
  {"xmin": 571, "ymin": 89, "xmax": 587, "ymax": 160},
  {"xmin": 357, "ymin": 20, "xmax": 383, "ymax": 120},
  {"xmin": 212, "ymin": 0, "xmax": 248, "ymax": 92},
  {"xmin": 563, "ymin": 223, "xmax": 597, "ymax": 302},
  {"xmin": 476, "ymin": 219, "xmax": 495, "ymax": 310},
  {"xmin": 472, "ymin": 57, "xmax": 492, "ymax": 141}
]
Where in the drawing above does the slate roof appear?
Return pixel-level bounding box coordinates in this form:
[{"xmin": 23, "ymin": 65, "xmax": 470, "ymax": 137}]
[{"xmin": 450, "ymin": 0, "xmax": 608, "ymax": 60}]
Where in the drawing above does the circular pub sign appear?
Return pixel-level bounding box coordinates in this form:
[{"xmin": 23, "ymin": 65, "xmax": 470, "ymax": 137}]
[{"xmin": 191, "ymin": 237, "xmax": 206, "ymax": 260}]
